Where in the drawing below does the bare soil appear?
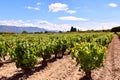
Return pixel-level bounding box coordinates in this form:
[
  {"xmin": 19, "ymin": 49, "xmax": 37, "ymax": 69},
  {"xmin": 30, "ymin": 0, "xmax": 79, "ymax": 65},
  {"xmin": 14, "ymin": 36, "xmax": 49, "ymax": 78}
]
[{"xmin": 0, "ymin": 34, "xmax": 120, "ymax": 80}]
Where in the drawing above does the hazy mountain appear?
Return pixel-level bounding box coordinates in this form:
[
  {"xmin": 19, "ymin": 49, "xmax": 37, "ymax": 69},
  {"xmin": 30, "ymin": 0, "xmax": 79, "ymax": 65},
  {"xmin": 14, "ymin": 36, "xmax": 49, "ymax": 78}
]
[{"xmin": 0, "ymin": 25, "xmax": 49, "ymax": 33}]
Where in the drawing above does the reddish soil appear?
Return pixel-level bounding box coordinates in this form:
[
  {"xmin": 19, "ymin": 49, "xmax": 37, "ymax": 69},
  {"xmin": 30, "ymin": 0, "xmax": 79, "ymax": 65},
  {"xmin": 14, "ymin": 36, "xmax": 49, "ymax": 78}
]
[{"xmin": 0, "ymin": 34, "xmax": 120, "ymax": 80}]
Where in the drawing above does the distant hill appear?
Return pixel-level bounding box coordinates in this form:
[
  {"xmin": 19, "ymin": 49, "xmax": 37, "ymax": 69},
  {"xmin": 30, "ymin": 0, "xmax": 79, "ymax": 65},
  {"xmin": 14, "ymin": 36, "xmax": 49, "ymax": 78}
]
[{"xmin": 0, "ymin": 25, "xmax": 48, "ymax": 33}]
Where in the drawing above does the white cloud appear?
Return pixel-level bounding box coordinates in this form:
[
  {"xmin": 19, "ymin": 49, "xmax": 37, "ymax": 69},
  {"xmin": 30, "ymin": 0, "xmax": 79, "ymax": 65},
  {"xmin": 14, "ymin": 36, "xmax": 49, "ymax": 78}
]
[
  {"xmin": 36, "ymin": 2, "xmax": 41, "ymax": 6},
  {"xmin": 48, "ymin": 3, "xmax": 76, "ymax": 14},
  {"xmin": 0, "ymin": 20, "xmax": 34, "ymax": 27},
  {"xmin": 0, "ymin": 20, "xmax": 23, "ymax": 26},
  {"xmin": 49, "ymin": 3, "xmax": 68, "ymax": 12},
  {"xmin": 26, "ymin": 2, "xmax": 42, "ymax": 11},
  {"xmin": 97, "ymin": 22, "xmax": 119, "ymax": 30},
  {"xmin": 108, "ymin": 3, "xmax": 118, "ymax": 7},
  {"xmin": 76, "ymin": 21, "xmax": 120, "ymax": 30},
  {"xmin": 27, "ymin": 6, "xmax": 40, "ymax": 10},
  {"xmin": 36, "ymin": 20, "xmax": 86, "ymax": 31},
  {"xmin": 67, "ymin": 10, "xmax": 76, "ymax": 14},
  {"xmin": 58, "ymin": 16, "xmax": 89, "ymax": 21}
]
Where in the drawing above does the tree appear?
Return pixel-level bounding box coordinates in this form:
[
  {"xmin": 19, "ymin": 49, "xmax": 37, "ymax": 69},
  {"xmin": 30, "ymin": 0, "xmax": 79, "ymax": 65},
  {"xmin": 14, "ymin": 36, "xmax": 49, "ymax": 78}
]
[
  {"xmin": 22, "ymin": 30, "xmax": 28, "ymax": 34},
  {"xmin": 111, "ymin": 26, "xmax": 120, "ymax": 33},
  {"xmin": 70, "ymin": 26, "xmax": 77, "ymax": 32}
]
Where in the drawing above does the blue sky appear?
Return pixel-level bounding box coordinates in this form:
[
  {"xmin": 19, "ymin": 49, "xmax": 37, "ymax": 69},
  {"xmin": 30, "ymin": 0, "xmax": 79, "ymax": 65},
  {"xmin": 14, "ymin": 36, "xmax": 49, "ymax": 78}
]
[{"xmin": 0, "ymin": 0, "xmax": 120, "ymax": 31}]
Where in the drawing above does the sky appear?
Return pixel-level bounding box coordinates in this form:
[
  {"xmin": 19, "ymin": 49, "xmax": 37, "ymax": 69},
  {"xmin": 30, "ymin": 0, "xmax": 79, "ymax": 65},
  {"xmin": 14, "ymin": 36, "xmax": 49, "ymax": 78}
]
[{"xmin": 0, "ymin": 0, "xmax": 120, "ymax": 31}]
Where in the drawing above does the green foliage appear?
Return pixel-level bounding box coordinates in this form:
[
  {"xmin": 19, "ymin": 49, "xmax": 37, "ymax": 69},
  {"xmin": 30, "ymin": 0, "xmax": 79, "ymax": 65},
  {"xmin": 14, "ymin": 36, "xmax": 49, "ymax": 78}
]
[
  {"xmin": 35, "ymin": 39, "xmax": 54, "ymax": 60},
  {"xmin": 0, "ymin": 41, "xmax": 7, "ymax": 60},
  {"xmin": 111, "ymin": 26, "xmax": 120, "ymax": 33},
  {"xmin": 71, "ymin": 42, "xmax": 106, "ymax": 72},
  {"xmin": 94, "ymin": 35, "xmax": 113, "ymax": 47},
  {"xmin": 0, "ymin": 32, "xmax": 113, "ymax": 70},
  {"xmin": 14, "ymin": 40, "xmax": 38, "ymax": 70}
]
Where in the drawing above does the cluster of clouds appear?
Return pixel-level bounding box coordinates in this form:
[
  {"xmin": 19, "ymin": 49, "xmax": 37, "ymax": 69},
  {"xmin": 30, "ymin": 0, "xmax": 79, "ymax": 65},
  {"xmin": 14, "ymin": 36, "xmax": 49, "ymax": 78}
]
[
  {"xmin": 48, "ymin": 3, "xmax": 89, "ymax": 21},
  {"xmin": 0, "ymin": 19, "xmax": 77, "ymax": 31},
  {"xmin": 0, "ymin": 20, "xmax": 34, "ymax": 27},
  {"xmin": 0, "ymin": 2, "xmax": 119, "ymax": 31},
  {"xmin": 48, "ymin": 3, "xmax": 76, "ymax": 14},
  {"xmin": 25, "ymin": 2, "xmax": 119, "ymax": 21},
  {"xmin": 26, "ymin": 2, "xmax": 41, "ymax": 10},
  {"xmin": 0, "ymin": 19, "xmax": 119, "ymax": 31}
]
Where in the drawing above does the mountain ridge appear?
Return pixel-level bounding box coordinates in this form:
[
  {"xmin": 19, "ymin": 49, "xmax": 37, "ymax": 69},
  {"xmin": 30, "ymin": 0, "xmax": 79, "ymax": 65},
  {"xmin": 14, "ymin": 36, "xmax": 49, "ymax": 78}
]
[{"xmin": 0, "ymin": 25, "xmax": 54, "ymax": 33}]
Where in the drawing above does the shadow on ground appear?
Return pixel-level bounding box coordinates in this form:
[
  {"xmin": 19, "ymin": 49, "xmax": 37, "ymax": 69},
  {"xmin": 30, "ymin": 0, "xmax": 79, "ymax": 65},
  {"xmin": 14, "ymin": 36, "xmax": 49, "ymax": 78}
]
[
  {"xmin": 79, "ymin": 76, "xmax": 93, "ymax": 80},
  {"xmin": 2, "ymin": 57, "xmax": 58, "ymax": 80}
]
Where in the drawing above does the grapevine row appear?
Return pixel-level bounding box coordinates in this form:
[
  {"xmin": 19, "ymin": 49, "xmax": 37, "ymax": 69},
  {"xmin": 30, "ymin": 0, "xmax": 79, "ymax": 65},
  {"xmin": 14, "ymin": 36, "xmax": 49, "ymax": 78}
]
[{"xmin": 0, "ymin": 32, "xmax": 113, "ymax": 75}]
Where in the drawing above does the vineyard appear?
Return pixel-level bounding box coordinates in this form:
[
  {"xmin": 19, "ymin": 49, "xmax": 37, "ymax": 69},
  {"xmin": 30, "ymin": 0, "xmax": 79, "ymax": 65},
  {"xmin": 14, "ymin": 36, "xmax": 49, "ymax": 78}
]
[{"xmin": 0, "ymin": 32, "xmax": 117, "ymax": 80}]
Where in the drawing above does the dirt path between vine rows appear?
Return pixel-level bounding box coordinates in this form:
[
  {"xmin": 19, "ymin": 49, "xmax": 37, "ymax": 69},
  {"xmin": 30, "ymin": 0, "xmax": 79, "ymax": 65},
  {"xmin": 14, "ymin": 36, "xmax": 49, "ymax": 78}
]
[
  {"xmin": 92, "ymin": 34, "xmax": 120, "ymax": 80},
  {"xmin": 0, "ymin": 55, "xmax": 83, "ymax": 80},
  {"xmin": 0, "ymin": 34, "xmax": 120, "ymax": 80}
]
